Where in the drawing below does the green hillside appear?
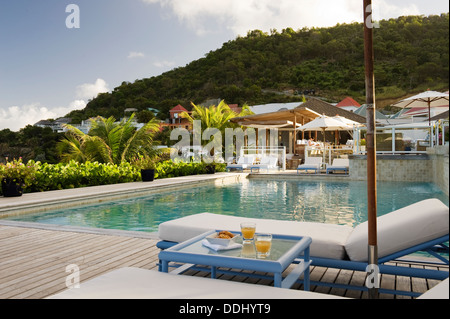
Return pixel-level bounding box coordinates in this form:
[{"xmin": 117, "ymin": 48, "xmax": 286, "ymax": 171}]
[{"xmin": 68, "ymin": 13, "xmax": 449, "ymax": 123}]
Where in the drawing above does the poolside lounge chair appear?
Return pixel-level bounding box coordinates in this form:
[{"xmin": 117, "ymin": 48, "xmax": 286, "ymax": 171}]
[
  {"xmin": 48, "ymin": 267, "xmax": 449, "ymax": 299},
  {"xmin": 250, "ymin": 156, "xmax": 279, "ymax": 173},
  {"xmin": 48, "ymin": 267, "xmax": 345, "ymax": 299},
  {"xmin": 226, "ymin": 155, "xmax": 256, "ymax": 171},
  {"xmin": 326, "ymin": 158, "xmax": 350, "ymax": 175},
  {"xmin": 157, "ymin": 199, "xmax": 449, "ymax": 297},
  {"xmin": 297, "ymin": 157, "xmax": 322, "ymax": 174},
  {"xmin": 47, "ymin": 267, "xmax": 449, "ymax": 299}
]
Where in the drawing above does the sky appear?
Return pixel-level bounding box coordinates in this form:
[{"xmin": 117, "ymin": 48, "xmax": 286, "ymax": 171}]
[{"xmin": 0, "ymin": 0, "xmax": 448, "ymax": 131}]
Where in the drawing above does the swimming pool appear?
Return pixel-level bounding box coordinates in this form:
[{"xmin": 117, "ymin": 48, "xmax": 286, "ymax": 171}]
[{"xmin": 5, "ymin": 179, "xmax": 448, "ymax": 233}]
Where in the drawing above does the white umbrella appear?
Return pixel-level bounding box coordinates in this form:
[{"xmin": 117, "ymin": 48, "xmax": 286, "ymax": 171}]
[
  {"xmin": 392, "ymin": 90, "xmax": 449, "ymax": 125},
  {"xmin": 332, "ymin": 115, "xmax": 365, "ymax": 127},
  {"xmin": 301, "ymin": 115, "xmax": 353, "ymax": 132},
  {"xmin": 300, "ymin": 115, "xmax": 354, "ymax": 144}
]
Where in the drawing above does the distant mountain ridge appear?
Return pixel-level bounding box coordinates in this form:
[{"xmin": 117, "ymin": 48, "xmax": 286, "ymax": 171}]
[{"xmin": 66, "ymin": 13, "xmax": 449, "ymax": 123}]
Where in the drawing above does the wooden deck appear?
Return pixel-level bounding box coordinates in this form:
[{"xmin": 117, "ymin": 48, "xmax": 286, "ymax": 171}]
[{"xmin": 0, "ymin": 225, "xmax": 446, "ymax": 299}]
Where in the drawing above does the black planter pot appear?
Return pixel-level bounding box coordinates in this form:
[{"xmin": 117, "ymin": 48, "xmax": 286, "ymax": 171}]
[
  {"xmin": 141, "ymin": 169, "xmax": 155, "ymax": 182},
  {"xmin": 205, "ymin": 165, "xmax": 216, "ymax": 174},
  {"xmin": 1, "ymin": 178, "xmax": 23, "ymax": 197}
]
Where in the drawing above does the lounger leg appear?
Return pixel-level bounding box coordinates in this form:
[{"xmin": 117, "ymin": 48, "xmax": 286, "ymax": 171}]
[
  {"xmin": 161, "ymin": 260, "xmax": 169, "ymax": 273},
  {"xmin": 304, "ymin": 247, "xmax": 311, "ymax": 291},
  {"xmin": 274, "ymin": 272, "xmax": 282, "ymax": 288}
]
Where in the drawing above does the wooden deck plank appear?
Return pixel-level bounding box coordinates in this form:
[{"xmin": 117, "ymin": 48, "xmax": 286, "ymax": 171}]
[
  {"xmin": 0, "ymin": 232, "xmax": 115, "ymax": 271},
  {"xmin": 344, "ymin": 270, "xmax": 365, "ymax": 299},
  {"xmin": 0, "ymin": 227, "xmax": 157, "ymax": 299},
  {"xmin": 329, "ymin": 269, "xmax": 353, "ymax": 297},
  {"xmin": 23, "ymin": 240, "xmax": 158, "ymax": 299},
  {"xmin": 0, "ymin": 225, "xmax": 447, "ymax": 299},
  {"xmin": 0, "ymin": 232, "xmax": 127, "ymax": 278},
  {"xmin": 6, "ymin": 238, "xmax": 156, "ymax": 299}
]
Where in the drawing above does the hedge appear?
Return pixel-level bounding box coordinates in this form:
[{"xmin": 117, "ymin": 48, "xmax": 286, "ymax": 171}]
[{"xmin": 1, "ymin": 160, "xmax": 226, "ymax": 195}]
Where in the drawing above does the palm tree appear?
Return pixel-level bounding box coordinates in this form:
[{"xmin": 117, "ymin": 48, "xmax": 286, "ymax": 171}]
[
  {"xmin": 180, "ymin": 101, "xmax": 253, "ymax": 160},
  {"xmin": 58, "ymin": 114, "xmax": 161, "ymax": 164},
  {"xmin": 181, "ymin": 100, "xmax": 253, "ymax": 140}
]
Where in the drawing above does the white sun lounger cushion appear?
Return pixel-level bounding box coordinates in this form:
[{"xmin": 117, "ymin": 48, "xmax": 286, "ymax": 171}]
[
  {"xmin": 344, "ymin": 199, "xmax": 449, "ymax": 262},
  {"xmin": 48, "ymin": 267, "xmax": 345, "ymax": 299},
  {"xmin": 158, "ymin": 213, "xmax": 353, "ymax": 260},
  {"xmin": 418, "ymin": 278, "xmax": 449, "ymax": 299}
]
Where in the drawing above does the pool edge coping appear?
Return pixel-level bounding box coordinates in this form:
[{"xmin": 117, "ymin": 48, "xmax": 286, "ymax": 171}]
[{"xmin": 0, "ymin": 173, "xmax": 249, "ymax": 218}]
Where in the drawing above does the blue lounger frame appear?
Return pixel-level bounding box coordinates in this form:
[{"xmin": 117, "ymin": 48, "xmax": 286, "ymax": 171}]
[
  {"xmin": 326, "ymin": 167, "xmax": 349, "ymax": 174},
  {"xmin": 297, "ymin": 166, "xmax": 320, "ymax": 174},
  {"xmin": 157, "ymin": 235, "xmax": 449, "ymax": 297}
]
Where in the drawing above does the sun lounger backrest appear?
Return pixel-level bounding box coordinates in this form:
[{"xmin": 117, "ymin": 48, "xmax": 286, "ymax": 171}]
[
  {"xmin": 305, "ymin": 157, "xmax": 322, "ymax": 165},
  {"xmin": 332, "ymin": 159, "xmax": 349, "ymax": 167},
  {"xmin": 257, "ymin": 156, "xmax": 277, "ymax": 166},
  {"xmin": 269, "ymin": 156, "xmax": 278, "ymax": 166},
  {"xmin": 259, "ymin": 156, "xmax": 272, "ymax": 165},
  {"xmin": 244, "ymin": 155, "xmax": 256, "ymax": 164},
  {"xmin": 345, "ymin": 199, "xmax": 449, "ymax": 262}
]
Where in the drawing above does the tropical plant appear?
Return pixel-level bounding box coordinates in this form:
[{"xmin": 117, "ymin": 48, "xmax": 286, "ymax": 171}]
[
  {"xmin": 58, "ymin": 114, "xmax": 161, "ymax": 164},
  {"xmin": 132, "ymin": 154, "xmax": 157, "ymax": 170},
  {"xmin": 181, "ymin": 100, "xmax": 252, "ymax": 135},
  {"xmin": 0, "ymin": 158, "xmax": 37, "ymax": 189}
]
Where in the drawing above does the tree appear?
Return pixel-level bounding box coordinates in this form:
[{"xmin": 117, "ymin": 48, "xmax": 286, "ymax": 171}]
[
  {"xmin": 180, "ymin": 101, "xmax": 254, "ymax": 161},
  {"xmin": 181, "ymin": 101, "xmax": 252, "ymax": 140},
  {"xmin": 58, "ymin": 114, "xmax": 161, "ymax": 164}
]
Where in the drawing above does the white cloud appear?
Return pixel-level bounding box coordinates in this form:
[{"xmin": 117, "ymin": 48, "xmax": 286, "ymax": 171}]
[
  {"xmin": 0, "ymin": 79, "xmax": 110, "ymax": 131},
  {"xmin": 153, "ymin": 60, "xmax": 176, "ymax": 68},
  {"xmin": 142, "ymin": 0, "xmax": 432, "ymax": 35},
  {"xmin": 75, "ymin": 78, "xmax": 109, "ymax": 100},
  {"xmin": 376, "ymin": 0, "xmax": 421, "ymax": 20},
  {"xmin": 143, "ymin": 0, "xmax": 363, "ymax": 35},
  {"xmin": 128, "ymin": 51, "xmax": 146, "ymax": 59},
  {"xmin": 0, "ymin": 101, "xmax": 87, "ymax": 132}
]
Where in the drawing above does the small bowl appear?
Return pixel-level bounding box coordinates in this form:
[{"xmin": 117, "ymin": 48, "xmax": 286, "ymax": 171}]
[{"xmin": 205, "ymin": 232, "xmax": 237, "ymax": 247}]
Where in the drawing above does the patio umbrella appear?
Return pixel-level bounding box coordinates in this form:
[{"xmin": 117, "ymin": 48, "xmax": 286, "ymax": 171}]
[
  {"xmin": 300, "ymin": 115, "xmax": 353, "ymax": 143},
  {"xmin": 333, "ymin": 115, "xmax": 365, "ymax": 127},
  {"xmin": 392, "ymin": 90, "xmax": 449, "ymax": 125},
  {"xmin": 331, "ymin": 116, "xmax": 365, "ymax": 144}
]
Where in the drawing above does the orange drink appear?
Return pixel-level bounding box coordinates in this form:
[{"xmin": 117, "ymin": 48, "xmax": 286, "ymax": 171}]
[
  {"xmin": 240, "ymin": 222, "xmax": 256, "ymax": 242},
  {"xmin": 255, "ymin": 240, "xmax": 271, "ymax": 253},
  {"xmin": 255, "ymin": 234, "xmax": 272, "ymax": 258}
]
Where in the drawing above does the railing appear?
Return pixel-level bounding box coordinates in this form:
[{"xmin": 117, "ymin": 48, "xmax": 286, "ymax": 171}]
[
  {"xmin": 438, "ymin": 119, "xmax": 449, "ymax": 146},
  {"xmin": 305, "ymin": 145, "xmax": 354, "ymax": 166},
  {"xmin": 353, "ymin": 121, "xmax": 447, "ymax": 155}
]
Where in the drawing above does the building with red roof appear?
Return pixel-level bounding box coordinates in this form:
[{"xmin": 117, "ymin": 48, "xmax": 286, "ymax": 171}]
[
  {"xmin": 336, "ymin": 97, "xmax": 361, "ymax": 112},
  {"xmin": 162, "ymin": 104, "xmax": 192, "ymax": 130}
]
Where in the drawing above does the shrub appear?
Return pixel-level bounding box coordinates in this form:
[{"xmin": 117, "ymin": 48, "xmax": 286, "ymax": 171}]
[
  {"xmin": 28, "ymin": 160, "xmax": 141, "ymax": 192},
  {"xmin": 0, "ymin": 158, "xmax": 37, "ymax": 194},
  {"xmin": 5, "ymin": 159, "xmax": 228, "ymax": 194}
]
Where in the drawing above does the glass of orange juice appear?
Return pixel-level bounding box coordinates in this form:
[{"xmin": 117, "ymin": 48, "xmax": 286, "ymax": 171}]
[
  {"xmin": 240, "ymin": 222, "xmax": 256, "ymax": 242},
  {"xmin": 255, "ymin": 233, "xmax": 272, "ymax": 258}
]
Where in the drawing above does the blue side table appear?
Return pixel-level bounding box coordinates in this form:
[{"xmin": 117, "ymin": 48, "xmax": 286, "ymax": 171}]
[{"xmin": 159, "ymin": 230, "xmax": 312, "ymax": 290}]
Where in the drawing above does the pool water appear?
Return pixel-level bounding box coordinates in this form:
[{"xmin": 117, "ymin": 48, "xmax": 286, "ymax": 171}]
[{"xmin": 5, "ymin": 180, "xmax": 449, "ymax": 233}]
